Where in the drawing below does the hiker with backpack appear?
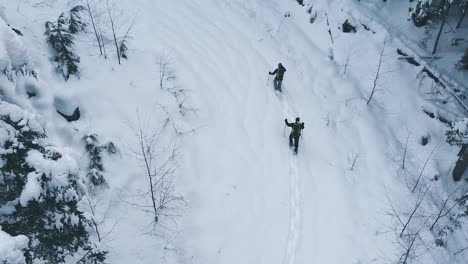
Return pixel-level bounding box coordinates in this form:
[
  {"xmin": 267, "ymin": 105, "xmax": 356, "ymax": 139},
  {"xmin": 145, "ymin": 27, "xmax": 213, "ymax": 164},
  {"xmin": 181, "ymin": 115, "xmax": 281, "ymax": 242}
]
[
  {"xmin": 285, "ymin": 117, "xmax": 304, "ymax": 154},
  {"xmin": 269, "ymin": 63, "xmax": 287, "ymax": 92}
]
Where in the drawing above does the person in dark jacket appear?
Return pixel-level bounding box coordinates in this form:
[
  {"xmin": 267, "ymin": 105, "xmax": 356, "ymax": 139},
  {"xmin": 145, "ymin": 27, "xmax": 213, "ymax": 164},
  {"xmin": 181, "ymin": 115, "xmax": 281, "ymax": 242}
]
[
  {"xmin": 269, "ymin": 63, "xmax": 287, "ymax": 92},
  {"xmin": 285, "ymin": 117, "xmax": 304, "ymax": 154}
]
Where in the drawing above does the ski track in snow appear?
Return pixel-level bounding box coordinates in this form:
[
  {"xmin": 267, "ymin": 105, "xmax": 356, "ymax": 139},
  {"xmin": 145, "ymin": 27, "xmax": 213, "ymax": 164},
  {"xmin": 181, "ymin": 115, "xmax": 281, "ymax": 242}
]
[{"xmin": 278, "ymin": 94, "xmax": 302, "ymax": 264}]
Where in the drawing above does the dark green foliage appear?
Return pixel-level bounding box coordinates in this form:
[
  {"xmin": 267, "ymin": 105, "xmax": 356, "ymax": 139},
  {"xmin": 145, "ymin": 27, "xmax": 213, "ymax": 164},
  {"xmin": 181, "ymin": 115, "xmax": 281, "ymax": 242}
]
[
  {"xmin": 44, "ymin": 6, "xmax": 86, "ymax": 81},
  {"xmin": 457, "ymin": 192, "xmax": 468, "ymax": 217},
  {"xmin": 83, "ymin": 134, "xmax": 106, "ymax": 187},
  {"xmin": 69, "ymin": 6, "xmax": 86, "ymax": 34},
  {"xmin": 445, "ymin": 120, "xmax": 468, "ymax": 146},
  {"xmin": 0, "ymin": 116, "xmax": 45, "ymax": 205},
  {"xmin": 460, "ymin": 49, "xmax": 468, "ymax": 70},
  {"xmin": 0, "ymin": 111, "xmax": 94, "ymax": 263},
  {"xmin": 119, "ymin": 40, "xmax": 128, "ymax": 60},
  {"xmin": 77, "ymin": 245, "xmax": 108, "ymax": 264},
  {"xmin": 82, "ymin": 134, "xmax": 116, "ymax": 189},
  {"xmin": 409, "ymin": 0, "xmax": 434, "ymax": 27}
]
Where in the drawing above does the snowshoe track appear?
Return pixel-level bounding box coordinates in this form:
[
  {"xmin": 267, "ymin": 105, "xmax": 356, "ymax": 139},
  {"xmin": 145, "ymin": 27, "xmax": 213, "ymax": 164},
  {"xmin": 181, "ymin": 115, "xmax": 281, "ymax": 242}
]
[{"xmin": 278, "ymin": 95, "xmax": 302, "ymax": 264}]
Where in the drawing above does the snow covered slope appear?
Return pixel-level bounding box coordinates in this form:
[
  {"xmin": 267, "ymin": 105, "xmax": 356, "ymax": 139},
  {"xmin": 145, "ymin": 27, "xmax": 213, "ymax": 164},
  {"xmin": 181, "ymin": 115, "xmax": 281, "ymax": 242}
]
[{"xmin": 1, "ymin": 0, "xmax": 467, "ymax": 263}]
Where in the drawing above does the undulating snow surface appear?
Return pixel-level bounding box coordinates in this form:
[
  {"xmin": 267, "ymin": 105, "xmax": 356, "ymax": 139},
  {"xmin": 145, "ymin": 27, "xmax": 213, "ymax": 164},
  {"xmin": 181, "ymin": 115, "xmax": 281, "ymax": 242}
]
[{"xmin": 1, "ymin": 0, "xmax": 467, "ymax": 263}]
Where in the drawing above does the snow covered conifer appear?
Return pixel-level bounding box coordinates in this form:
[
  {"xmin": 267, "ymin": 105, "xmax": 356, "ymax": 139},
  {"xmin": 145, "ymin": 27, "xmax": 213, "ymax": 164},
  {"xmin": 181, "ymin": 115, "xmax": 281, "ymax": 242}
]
[
  {"xmin": 0, "ymin": 103, "xmax": 92, "ymax": 263},
  {"xmin": 82, "ymin": 134, "xmax": 116, "ymax": 189},
  {"xmin": 69, "ymin": 5, "xmax": 87, "ymax": 34},
  {"xmin": 446, "ymin": 118, "xmax": 468, "ymax": 146},
  {"xmin": 45, "ymin": 6, "xmax": 86, "ymax": 81},
  {"xmin": 409, "ymin": 0, "xmax": 434, "ymax": 27},
  {"xmin": 119, "ymin": 39, "xmax": 128, "ymax": 60}
]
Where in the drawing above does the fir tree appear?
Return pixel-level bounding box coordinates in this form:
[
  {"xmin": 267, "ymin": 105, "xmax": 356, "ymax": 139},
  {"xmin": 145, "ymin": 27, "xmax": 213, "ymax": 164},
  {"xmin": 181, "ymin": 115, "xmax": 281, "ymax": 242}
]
[
  {"xmin": 69, "ymin": 6, "xmax": 87, "ymax": 34},
  {"xmin": 44, "ymin": 6, "xmax": 86, "ymax": 81},
  {"xmin": 119, "ymin": 39, "xmax": 128, "ymax": 60},
  {"xmin": 0, "ymin": 104, "xmax": 101, "ymax": 263},
  {"xmin": 82, "ymin": 134, "xmax": 116, "ymax": 190}
]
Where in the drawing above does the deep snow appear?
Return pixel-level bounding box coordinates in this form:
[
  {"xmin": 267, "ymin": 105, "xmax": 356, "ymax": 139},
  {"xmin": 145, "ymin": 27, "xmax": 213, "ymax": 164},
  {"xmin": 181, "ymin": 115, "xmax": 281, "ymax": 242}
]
[{"xmin": 1, "ymin": 0, "xmax": 467, "ymax": 263}]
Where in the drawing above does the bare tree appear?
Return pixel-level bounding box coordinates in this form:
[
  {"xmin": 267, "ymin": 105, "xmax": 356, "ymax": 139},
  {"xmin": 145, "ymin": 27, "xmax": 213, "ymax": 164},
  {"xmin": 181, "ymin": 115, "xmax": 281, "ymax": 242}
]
[
  {"xmin": 84, "ymin": 0, "xmax": 103, "ymax": 56},
  {"xmin": 84, "ymin": 194, "xmax": 119, "ymax": 243},
  {"xmin": 456, "ymin": 1, "xmax": 468, "ymax": 29},
  {"xmin": 401, "ymin": 132, "xmax": 411, "ymax": 171},
  {"xmin": 432, "ymin": 0, "xmax": 453, "ymax": 54},
  {"xmin": 157, "ymin": 53, "xmax": 199, "ymax": 120},
  {"xmin": 429, "ymin": 188, "xmax": 460, "ymax": 231},
  {"xmin": 398, "ymin": 227, "xmax": 424, "ymax": 264},
  {"xmin": 157, "ymin": 52, "xmax": 172, "ymax": 90},
  {"xmin": 96, "ymin": 18, "xmax": 108, "ymax": 58},
  {"xmin": 103, "ymin": 0, "xmax": 133, "ymax": 64},
  {"xmin": 367, "ymin": 34, "xmax": 387, "ymax": 105},
  {"xmin": 128, "ymin": 111, "xmax": 184, "ymax": 232},
  {"xmin": 105, "ymin": 0, "xmax": 120, "ymax": 64},
  {"xmin": 411, "ymin": 141, "xmax": 440, "ymax": 193},
  {"xmin": 347, "ymin": 152, "xmax": 359, "ymax": 171}
]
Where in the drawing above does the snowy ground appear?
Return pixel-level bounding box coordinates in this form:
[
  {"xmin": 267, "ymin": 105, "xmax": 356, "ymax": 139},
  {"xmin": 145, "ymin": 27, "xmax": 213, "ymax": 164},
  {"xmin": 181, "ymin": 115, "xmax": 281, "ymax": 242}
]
[{"xmin": 1, "ymin": 0, "xmax": 468, "ymax": 263}]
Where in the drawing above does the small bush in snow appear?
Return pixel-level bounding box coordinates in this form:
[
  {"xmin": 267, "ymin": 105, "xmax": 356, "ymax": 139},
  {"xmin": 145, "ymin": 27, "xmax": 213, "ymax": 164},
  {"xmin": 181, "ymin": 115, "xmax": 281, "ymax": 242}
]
[
  {"xmin": 459, "ymin": 48, "xmax": 468, "ymax": 70},
  {"xmin": 82, "ymin": 134, "xmax": 117, "ymax": 190},
  {"xmin": 69, "ymin": 6, "xmax": 87, "ymax": 34},
  {"xmin": 446, "ymin": 118, "xmax": 468, "ymax": 146}
]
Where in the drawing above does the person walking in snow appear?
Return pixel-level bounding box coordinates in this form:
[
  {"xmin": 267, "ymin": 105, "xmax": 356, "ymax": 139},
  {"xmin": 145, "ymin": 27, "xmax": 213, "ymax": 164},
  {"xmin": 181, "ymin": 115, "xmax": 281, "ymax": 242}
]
[
  {"xmin": 285, "ymin": 117, "xmax": 304, "ymax": 154},
  {"xmin": 269, "ymin": 63, "xmax": 287, "ymax": 92}
]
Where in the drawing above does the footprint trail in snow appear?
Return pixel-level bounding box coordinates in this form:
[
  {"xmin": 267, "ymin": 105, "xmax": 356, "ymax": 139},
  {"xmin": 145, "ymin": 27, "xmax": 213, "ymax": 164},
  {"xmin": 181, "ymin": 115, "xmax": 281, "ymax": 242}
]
[{"xmin": 277, "ymin": 93, "xmax": 302, "ymax": 264}]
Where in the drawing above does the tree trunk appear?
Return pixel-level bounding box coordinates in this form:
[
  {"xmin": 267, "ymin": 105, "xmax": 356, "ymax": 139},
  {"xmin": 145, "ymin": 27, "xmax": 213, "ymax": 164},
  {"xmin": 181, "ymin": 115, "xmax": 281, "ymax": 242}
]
[
  {"xmin": 432, "ymin": 18, "xmax": 447, "ymax": 54},
  {"xmin": 432, "ymin": 2, "xmax": 452, "ymax": 54},
  {"xmin": 106, "ymin": 0, "xmax": 121, "ymax": 64},
  {"xmin": 86, "ymin": 0, "xmax": 103, "ymax": 56},
  {"xmin": 456, "ymin": 3, "xmax": 468, "ymax": 29}
]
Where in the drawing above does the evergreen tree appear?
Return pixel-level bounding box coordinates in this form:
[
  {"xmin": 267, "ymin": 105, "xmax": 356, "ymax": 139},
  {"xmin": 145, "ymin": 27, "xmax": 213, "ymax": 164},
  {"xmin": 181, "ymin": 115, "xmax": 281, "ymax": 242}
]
[
  {"xmin": 69, "ymin": 6, "xmax": 87, "ymax": 34},
  {"xmin": 409, "ymin": 0, "xmax": 434, "ymax": 27},
  {"xmin": 445, "ymin": 118, "xmax": 468, "ymax": 146},
  {"xmin": 82, "ymin": 134, "xmax": 116, "ymax": 189},
  {"xmin": 0, "ymin": 103, "xmax": 100, "ymax": 263},
  {"xmin": 119, "ymin": 39, "xmax": 128, "ymax": 60},
  {"xmin": 44, "ymin": 6, "xmax": 86, "ymax": 81}
]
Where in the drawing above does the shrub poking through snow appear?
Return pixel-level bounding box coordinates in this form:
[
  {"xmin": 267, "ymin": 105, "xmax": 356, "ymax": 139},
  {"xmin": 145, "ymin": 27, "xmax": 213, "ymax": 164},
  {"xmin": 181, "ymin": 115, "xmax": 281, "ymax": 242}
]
[
  {"xmin": 0, "ymin": 102, "xmax": 95, "ymax": 263},
  {"xmin": 82, "ymin": 134, "xmax": 117, "ymax": 190},
  {"xmin": 342, "ymin": 19, "xmax": 356, "ymax": 33},
  {"xmin": 45, "ymin": 6, "xmax": 86, "ymax": 81},
  {"xmin": 459, "ymin": 48, "xmax": 468, "ymax": 70},
  {"xmin": 68, "ymin": 6, "xmax": 87, "ymax": 34},
  {"xmin": 446, "ymin": 118, "xmax": 468, "ymax": 146}
]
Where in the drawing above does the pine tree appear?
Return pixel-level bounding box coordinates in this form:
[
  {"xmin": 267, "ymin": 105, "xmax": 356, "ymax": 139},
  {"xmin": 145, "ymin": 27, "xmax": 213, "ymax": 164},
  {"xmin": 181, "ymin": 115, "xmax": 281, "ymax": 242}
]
[
  {"xmin": 82, "ymin": 134, "xmax": 116, "ymax": 189},
  {"xmin": 119, "ymin": 39, "xmax": 128, "ymax": 60},
  {"xmin": 44, "ymin": 6, "xmax": 86, "ymax": 81},
  {"xmin": 69, "ymin": 6, "xmax": 87, "ymax": 34},
  {"xmin": 0, "ymin": 103, "xmax": 101, "ymax": 263},
  {"xmin": 45, "ymin": 14, "xmax": 80, "ymax": 80}
]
